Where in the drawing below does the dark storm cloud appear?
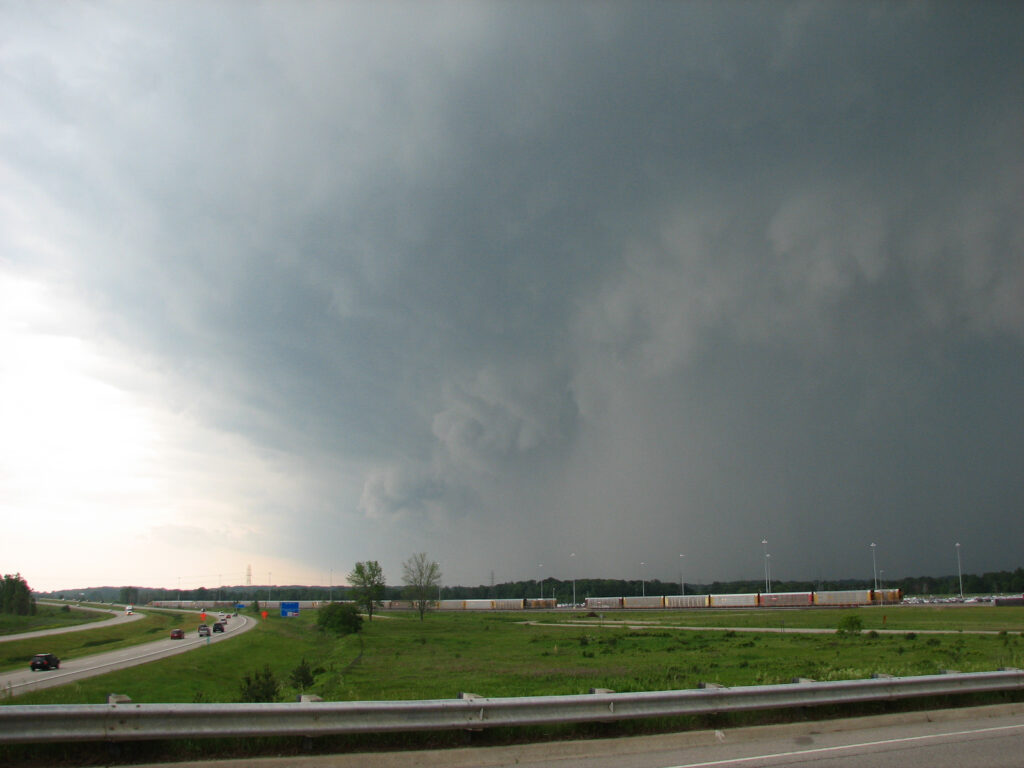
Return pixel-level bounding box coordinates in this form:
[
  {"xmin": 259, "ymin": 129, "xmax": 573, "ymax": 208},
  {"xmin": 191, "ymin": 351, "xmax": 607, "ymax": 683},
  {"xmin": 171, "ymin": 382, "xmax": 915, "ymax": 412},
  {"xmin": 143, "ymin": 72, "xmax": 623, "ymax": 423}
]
[{"xmin": 3, "ymin": 1, "xmax": 1022, "ymax": 584}]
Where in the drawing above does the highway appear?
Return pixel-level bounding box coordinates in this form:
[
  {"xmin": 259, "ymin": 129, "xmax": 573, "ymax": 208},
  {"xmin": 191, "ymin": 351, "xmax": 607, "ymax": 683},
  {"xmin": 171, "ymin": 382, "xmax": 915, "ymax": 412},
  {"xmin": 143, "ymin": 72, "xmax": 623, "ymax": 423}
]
[
  {"xmin": 1, "ymin": 612, "xmax": 255, "ymax": 698},
  {"xmin": 2, "ymin": 603, "xmax": 143, "ymax": 642},
  {"xmin": 118, "ymin": 703, "xmax": 1024, "ymax": 768}
]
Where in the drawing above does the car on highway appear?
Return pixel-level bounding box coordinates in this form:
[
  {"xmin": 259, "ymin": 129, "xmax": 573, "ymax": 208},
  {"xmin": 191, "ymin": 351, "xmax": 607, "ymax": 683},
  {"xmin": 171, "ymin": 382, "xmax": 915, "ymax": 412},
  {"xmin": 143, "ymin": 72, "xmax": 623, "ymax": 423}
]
[
  {"xmin": 29, "ymin": 653, "xmax": 60, "ymax": 671},
  {"xmin": 212, "ymin": 622, "xmax": 225, "ymax": 633},
  {"xmin": 170, "ymin": 628, "xmax": 185, "ymax": 639},
  {"xmin": 198, "ymin": 624, "xmax": 211, "ymax": 637}
]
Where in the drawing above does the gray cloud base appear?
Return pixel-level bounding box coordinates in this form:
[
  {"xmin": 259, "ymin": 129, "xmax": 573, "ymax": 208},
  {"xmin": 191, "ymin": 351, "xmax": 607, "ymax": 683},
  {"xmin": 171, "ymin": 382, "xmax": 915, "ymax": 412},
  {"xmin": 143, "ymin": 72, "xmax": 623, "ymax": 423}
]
[{"xmin": 3, "ymin": 1, "xmax": 1022, "ymax": 585}]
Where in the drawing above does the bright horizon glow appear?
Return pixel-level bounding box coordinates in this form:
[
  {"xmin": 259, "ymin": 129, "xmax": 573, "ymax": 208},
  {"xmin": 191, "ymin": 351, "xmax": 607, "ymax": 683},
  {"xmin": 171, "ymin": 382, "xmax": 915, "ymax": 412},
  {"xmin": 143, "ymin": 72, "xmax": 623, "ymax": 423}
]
[{"xmin": 0, "ymin": 269, "xmax": 320, "ymax": 592}]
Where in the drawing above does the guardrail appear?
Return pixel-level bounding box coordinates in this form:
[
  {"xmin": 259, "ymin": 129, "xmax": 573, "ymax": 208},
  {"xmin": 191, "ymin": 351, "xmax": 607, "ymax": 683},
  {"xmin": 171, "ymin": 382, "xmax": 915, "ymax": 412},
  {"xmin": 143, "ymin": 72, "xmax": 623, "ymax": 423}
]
[{"xmin": 1, "ymin": 669, "xmax": 1021, "ymax": 744}]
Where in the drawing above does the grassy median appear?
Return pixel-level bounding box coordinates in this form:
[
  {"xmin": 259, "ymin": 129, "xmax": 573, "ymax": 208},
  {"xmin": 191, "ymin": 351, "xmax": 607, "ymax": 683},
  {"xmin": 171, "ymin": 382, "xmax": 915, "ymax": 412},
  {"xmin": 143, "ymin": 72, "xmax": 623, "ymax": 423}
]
[
  {"xmin": 0, "ymin": 610, "xmax": 189, "ymax": 673},
  {"xmin": 0, "ymin": 604, "xmax": 107, "ymax": 638}
]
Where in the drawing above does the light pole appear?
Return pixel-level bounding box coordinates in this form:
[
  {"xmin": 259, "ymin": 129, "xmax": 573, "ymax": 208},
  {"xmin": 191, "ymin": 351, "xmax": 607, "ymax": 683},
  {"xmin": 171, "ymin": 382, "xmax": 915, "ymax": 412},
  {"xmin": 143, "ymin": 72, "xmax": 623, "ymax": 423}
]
[
  {"xmin": 570, "ymin": 553, "xmax": 576, "ymax": 608},
  {"xmin": 679, "ymin": 554, "xmax": 685, "ymax": 596},
  {"xmin": 641, "ymin": 562, "xmax": 646, "ymax": 597},
  {"xmin": 766, "ymin": 553, "xmax": 772, "ymax": 592},
  {"xmin": 538, "ymin": 564, "xmax": 543, "ymax": 600},
  {"xmin": 956, "ymin": 542, "xmax": 963, "ymax": 599},
  {"xmin": 761, "ymin": 539, "xmax": 770, "ymax": 593},
  {"xmin": 870, "ymin": 543, "xmax": 878, "ymax": 591}
]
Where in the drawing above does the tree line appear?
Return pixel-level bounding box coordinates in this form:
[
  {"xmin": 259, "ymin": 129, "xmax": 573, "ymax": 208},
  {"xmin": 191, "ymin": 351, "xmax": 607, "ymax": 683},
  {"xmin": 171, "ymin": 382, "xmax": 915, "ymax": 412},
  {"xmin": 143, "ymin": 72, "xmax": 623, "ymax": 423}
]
[
  {"xmin": 35, "ymin": 566, "xmax": 1024, "ymax": 606},
  {"xmin": 2, "ymin": 573, "xmax": 36, "ymax": 615}
]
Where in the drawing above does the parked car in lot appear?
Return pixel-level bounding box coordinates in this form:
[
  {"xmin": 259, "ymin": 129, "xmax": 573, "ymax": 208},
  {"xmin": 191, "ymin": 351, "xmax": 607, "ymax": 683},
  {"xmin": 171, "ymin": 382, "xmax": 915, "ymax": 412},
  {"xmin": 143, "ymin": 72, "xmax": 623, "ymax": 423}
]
[
  {"xmin": 198, "ymin": 624, "xmax": 211, "ymax": 637},
  {"xmin": 170, "ymin": 628, "xmax": 185, "ymax": 639},
  {"xmin": 212, "ymin": 622, "xmax": 224, "ymax": 633},
  {"xmin": 30, "ymin": 653, "xmax": 60, "ymax": 671}
]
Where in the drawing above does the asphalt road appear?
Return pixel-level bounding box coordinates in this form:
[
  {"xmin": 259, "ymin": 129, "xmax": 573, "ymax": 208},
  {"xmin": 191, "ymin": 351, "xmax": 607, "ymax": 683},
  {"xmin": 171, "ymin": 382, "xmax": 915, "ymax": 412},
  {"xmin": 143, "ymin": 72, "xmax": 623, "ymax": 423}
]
[
  {"xmin": 1, "ymin": 603, "xmax": 144, "ymax": 642},
  {"xmin": 1, "ymin": 612, "xmax": 255, "ymax": 698},
  {"xmin": 121, "ymin": 703, "xmax": 1024, "ymax": 768}
]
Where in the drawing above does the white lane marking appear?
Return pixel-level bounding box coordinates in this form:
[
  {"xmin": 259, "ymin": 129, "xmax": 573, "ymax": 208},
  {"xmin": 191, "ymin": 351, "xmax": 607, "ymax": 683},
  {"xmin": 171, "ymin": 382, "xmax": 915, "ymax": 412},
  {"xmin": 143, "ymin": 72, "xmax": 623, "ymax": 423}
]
[{"xmin": 662, "ymin": 723, "xmax": 1024, "ymax": 767}]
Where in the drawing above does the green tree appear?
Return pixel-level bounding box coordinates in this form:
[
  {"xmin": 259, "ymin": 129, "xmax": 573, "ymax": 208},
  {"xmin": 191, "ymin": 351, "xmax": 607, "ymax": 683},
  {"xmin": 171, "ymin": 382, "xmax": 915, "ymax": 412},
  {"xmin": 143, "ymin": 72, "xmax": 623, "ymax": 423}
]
[
  {"xmin": 239, "ymin": 665, "xmax": 280, "ymax": 702},
  {"xmin": 836, "ymin": 614, "xmax": 864, "ymax": 635},
  {"xmin": 289, "ymin": 657, "xmax": 315, "ymax": 691},
  {"xmin": 348, "ymin": 561, "xmax": 385, "ymax": 621},
  {"xmin": 402, "ymin": 553, "xmax": 442, "ymax": 621},
  {"xmin": 1, "ymin": 574, "xmax": 35, "ymax": 616},
  {"xmin": 317, "ymin": 602, "xmax": 363, "ymax": 635}
]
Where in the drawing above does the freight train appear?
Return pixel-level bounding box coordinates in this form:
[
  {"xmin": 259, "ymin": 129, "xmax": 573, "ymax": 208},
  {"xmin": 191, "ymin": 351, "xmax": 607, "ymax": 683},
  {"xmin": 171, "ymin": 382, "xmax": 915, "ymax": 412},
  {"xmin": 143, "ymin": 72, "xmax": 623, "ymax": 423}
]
[
  {"xmin": 149, "ymin": 588, "xmax": 899, "ymax": 613},
  {"xmin": 585, "ymin": 588, "xmax": 901, "ymax": 610}
]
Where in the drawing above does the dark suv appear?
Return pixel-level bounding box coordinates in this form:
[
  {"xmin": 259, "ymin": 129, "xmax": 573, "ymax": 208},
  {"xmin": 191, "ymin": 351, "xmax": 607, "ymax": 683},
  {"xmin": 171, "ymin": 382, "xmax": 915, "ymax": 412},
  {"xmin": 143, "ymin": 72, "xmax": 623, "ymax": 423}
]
[
  {"xmin": 212, "ymin": 622, "xmax": 224, "ymax": 633},
  {"xmin": 30, "ymin": 653, "xmax": 60, "ymax": 671}
]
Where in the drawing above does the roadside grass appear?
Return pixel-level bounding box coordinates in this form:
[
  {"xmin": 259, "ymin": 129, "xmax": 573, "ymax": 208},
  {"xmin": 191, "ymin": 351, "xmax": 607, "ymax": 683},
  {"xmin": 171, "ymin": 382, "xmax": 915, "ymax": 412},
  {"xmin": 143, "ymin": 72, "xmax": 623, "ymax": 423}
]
[
  {"xmin": 540, "ymin": 605, "xmax": 1024, "ymax": 633},
  {"xmin": 0, "ymin": 605, "xmax": 107, "ymax": 637},
  {"xmin": 7, "ymin": 607, "xmax": 1024, "ymax": 706},
  {"xmin": 0, "ymin": 610, "xmax": 191, "ymax": 673},
  {"xmin": 318, "ymin": 611, "xmax": 1024, "ymax": 700}
]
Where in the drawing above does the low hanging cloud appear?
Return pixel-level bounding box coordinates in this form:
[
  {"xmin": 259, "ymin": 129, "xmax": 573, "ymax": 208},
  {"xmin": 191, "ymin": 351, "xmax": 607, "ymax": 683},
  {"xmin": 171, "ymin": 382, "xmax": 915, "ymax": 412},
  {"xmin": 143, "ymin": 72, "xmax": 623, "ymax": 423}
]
[{"xmin": 2, "ymin": 1, "xmax": 1022, "ymax": 589}]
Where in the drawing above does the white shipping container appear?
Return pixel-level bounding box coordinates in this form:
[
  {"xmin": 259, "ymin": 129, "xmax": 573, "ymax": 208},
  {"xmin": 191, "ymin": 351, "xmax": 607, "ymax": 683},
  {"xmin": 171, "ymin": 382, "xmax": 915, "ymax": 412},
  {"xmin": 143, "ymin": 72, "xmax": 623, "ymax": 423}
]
[
  {"xmin": 813, "ymin": 590, "xmax": 872, "ymax": 606},
  {"xmin": 585, "ymin": 597, "xmax": 623, "ymax": 609},
  {"xmin": 711, "ymin": 593, "xmax": 759, "ymax": 608},
  {"xmin": 665, "ymin": 594, "xmax": 710, "ymax": 608},
  {"xmin": 760, "ymin": 592, "xmax": 813, "ymax": 607}
]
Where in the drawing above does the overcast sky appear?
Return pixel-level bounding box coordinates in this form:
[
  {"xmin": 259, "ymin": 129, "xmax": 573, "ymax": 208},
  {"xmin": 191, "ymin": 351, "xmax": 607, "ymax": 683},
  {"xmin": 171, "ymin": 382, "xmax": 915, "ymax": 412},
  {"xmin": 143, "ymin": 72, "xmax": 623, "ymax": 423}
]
[{"xmin": 2, "ymin": 1, "xmax": 1022, "ymax": 593}]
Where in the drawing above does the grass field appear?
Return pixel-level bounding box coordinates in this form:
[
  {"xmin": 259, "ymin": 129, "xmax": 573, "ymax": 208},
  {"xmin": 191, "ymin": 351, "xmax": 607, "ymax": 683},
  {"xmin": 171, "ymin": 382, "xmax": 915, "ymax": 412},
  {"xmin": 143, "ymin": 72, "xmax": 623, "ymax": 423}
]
[
  {"xmin": 0, "ymin": 605, "xmax": 107, "ymax": 638},
  {"xmin": 534, "ymin": 604, "xmax": 1024, "ymax": 632},
  {"xmin": 6, "ymin": 605, "xmax": 1024, "ymax": 706}
]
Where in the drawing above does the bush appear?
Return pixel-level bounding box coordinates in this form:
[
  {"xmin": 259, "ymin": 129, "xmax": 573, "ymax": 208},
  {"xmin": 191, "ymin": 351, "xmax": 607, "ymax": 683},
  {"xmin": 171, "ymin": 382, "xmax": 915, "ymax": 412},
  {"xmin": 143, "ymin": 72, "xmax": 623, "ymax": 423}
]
[
  {"xmin": 836, "ymin": 615, "xmax": 863, "ymax": 635},
  {"xmin": 318, "ymin": 602, "xmax": 363, "ymax": 636},
  {"xmin": 289, "ymin": 657, "xmax": 315, "ymax": 691},
  {"xmin": 239, "ymin": 665, "xmax": 279, "ymax": 702}
]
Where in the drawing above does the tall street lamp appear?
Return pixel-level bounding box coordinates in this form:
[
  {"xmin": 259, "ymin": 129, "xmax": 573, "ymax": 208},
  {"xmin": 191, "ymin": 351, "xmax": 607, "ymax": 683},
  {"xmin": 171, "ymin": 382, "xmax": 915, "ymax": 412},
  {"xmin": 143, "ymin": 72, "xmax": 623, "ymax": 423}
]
[
  {"xmin": 956, "ymin": 542, "xmax": 963, "ymax": 599},
  {"xmin": 761, "ymin": 539, "xmax": 770, "ymax": 593},
  {"xmin": 870, "ymin": 543, "xmax": 878, "ymax": 591},
  {"xmin": 538, "ymin": 564, "xmax": 543, "ymax": 600},
  {"xmin": 570, "ymin": 553, "xmax": 576, "ymax": 608},
  {"xmin": 640, "ymin": 562, "xmax": 646, "ymax": 597},
  {"xmin": 679, "ymin": 554, "xmax": 685, "ymax": 596}
]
